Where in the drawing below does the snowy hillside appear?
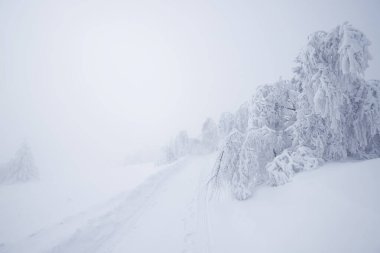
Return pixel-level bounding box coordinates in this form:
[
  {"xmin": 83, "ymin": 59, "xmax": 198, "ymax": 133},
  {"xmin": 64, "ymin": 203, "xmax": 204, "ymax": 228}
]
[{"xmin": 1, "ymin": 154, "xmax": 379, "ymax": 253}]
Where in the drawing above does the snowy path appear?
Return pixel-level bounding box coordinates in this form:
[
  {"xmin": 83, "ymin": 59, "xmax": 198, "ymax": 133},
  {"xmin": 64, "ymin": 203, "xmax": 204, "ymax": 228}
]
[
  {"xmin": 0, "ymin": 154, "xmax": 216, "ymax": 253},
  {"xmin": 1, "ymin": 155, "xmax": 380, "ymax": 253}
]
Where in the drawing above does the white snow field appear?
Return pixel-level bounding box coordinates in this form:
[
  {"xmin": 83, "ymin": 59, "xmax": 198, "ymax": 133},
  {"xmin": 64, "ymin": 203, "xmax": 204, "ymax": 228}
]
[{"xmin": 1, "ymin": 154, "xmax": 380, "ymax": 253}]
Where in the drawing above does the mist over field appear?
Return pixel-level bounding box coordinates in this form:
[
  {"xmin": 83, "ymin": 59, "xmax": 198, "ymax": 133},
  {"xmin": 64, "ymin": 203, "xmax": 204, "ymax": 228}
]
[{"xmin": 1, "ymin": 0, "xmax": 379, "ymax": 169}]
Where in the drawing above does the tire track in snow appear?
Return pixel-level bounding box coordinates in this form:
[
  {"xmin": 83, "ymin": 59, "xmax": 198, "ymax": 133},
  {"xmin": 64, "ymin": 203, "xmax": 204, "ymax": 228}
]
[
  {"xmin": 182, "ymin": 197, "xmax": 196, "ymax": 253},
  {"xmin": 182, "ymin": 154, "xmax": 215, "ymax": 253},
  {"xmin": 0, "ymin": 159, "xmax": 188, "ymax": 253},
  {"xmin": 47, "ymin": 160, "xmax": 187, "ymax": 253}
]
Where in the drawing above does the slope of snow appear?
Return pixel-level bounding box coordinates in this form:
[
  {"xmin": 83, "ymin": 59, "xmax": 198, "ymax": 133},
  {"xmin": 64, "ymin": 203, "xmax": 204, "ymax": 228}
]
[
  {"xmin": 0, "ymin": 155, "xmax": 379, "ymax": 253},
  {"xmin": 209, "ymin": 159, "xmax": 380, "ymax": 253}
]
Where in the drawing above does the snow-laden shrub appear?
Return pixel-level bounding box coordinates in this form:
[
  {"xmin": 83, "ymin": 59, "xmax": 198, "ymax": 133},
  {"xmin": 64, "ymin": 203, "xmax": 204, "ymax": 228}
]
[
  {"xmin": 230, "ymin": 127, "xmax": 288, "ymax": 199},
  {"xmin": 211, "ymin": 79, "xmax": 298, "ymax": 199},
  {"xmin": 267, "ymin": 146, "xmax": 322, "ymax": 186},
  {"xmin": 211, "ymin": 130, "xmax": 244, "ymax": 189},
  {"xmin": 249, "ymin": 81, "xmax": 297, "ymax": 130},
  {"xmin": 266, "ymin": 149, "xmax": 295, "ymax": 186},
  {"xmin": 210, "ymin": 23, "xmax": 380, "ymax": 200},
  {"xmin": 218, "ymin": 112, "xmax": 235, "ymax": 138},
  {"xmin": 159, "ymin": 118, "xmax": 222, "ymax": 165},
  {"xmin": 174, "ymin": 131, "xmax": 190, "ymax": 157},
  {"xmin": 202, "ymin": 118, "xmax": 219, "ymax": 152},
  {"xmin": 158, "ymin": 131, "xmax": 191, "ymax": 164},
  {"xmin": 234, "ymin": 102, "xmax": 249, "ymax": 133},
  {"xmin": 0, "ymin": 143, "xmax": 38, "ymax": 184}
]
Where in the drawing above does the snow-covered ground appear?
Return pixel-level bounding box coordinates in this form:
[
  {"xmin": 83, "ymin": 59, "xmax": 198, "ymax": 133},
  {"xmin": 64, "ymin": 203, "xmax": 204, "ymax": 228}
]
[
  {"xmin": 209, "ymin": 159, "xmax": 380, "ymax": 253},
  {"xmin": 0, "ymin": 154, "xmax": 379, "ymax": 253},
  {"xmin": 0, "ymin": 161, "xmax": 163, "ymax": 244}
]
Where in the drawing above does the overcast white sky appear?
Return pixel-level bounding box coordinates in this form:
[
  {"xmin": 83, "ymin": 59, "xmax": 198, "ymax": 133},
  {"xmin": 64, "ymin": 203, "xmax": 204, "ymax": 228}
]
[{"xmin": 1, "ymin": 0, "xmax": 379, "ymax": 169}]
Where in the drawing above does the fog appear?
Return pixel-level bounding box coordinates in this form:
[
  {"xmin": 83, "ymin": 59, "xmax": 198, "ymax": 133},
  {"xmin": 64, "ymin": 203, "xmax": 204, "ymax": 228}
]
[{"xmin": 1, "ymin": 0, "xmax": 379, "ymax": 169}]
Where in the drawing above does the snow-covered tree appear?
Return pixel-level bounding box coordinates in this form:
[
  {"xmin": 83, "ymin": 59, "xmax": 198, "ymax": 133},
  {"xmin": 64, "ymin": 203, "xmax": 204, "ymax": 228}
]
[
  {"xmin": 0, "ymin": 143, "xmax": 38, "ymax": 184},
  {"xmin": 174, "ymin": 131, "xmax": 190, "ymax": 157},
  {"xmin": 249, "ymin": 80, "xmax": 297, "ymax": 131},
  {"xmin": 210, "ymin": 23, "xmax": 380, "ymax": 200},
  {"xmin": 218, "ymin": 112, "xmax": 235, "ymax": 138},
  {"xmin": 234, "ymin": 102, "xmax": 249, "ymax": 133},
  {"xmin": 202, "ymin": 118, "xmax": 219, "ymax": 152},
  {"xmin": 159, "ymin": 131, "xmax": 190, "ymax": 164},
  {"xmin": 266, "ymin": 23, "xmax": 379, "ymax": 186},
  {"xmin": 292, "ymin": 22, "xmax": 377, "ymax": 159},
  {"xmin": 212, "ymin": 80, "xmax": 297, "ymax": 199},
  {"xmin": 210, "ymin": 130, "xmax": 244, "ymax": 192}
]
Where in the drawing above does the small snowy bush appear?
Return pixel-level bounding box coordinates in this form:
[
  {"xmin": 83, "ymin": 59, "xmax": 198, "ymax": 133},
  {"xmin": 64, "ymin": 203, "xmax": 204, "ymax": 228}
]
[
  {"xmin": 0, "ymin": 143, "xmax": 38, "ymax": 184},
  {"xmin": 218, "ymin": 112, "xmax": 235, "ymax": 138},
  {"xmin": 202, "ymin": 118, "xmax": 219, "ymax": 152}
]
